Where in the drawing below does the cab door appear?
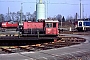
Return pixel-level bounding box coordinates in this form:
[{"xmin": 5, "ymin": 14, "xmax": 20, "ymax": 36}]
[{"xmin": 52, "ymin": 23, "xmax": 57, "ymax": 35}]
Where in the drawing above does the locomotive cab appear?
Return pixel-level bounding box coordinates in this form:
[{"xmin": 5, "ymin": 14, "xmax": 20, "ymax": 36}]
[{"xmin": 45, "ymin": 20, "xmax": 58, "ymax": 35}]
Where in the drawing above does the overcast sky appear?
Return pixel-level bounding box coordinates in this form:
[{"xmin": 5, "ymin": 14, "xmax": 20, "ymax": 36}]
[{"xmin": 0, "ymin": 0, "xmax": 90, "ymax": 18}]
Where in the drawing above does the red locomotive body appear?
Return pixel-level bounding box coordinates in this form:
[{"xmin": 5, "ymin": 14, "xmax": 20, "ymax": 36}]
[
  {"xmin": 22, "ymin": 22, "xmax": 44, "ymax": 34},
  {"xmin": 21, "ymin": 20, "xmax": 58, "ymax": 36},
  {"xmin": 2, "ymin": 22, "xmax": 18, "ymax": 28},
  {"xmin": 23, "ymin": 22, "xmax": 44, "ymax": 29}
]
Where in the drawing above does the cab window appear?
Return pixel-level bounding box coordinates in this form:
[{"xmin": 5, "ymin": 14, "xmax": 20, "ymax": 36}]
[{"xmin": 46, "ymin": 23, "xmax": 52, "ymax": 28}]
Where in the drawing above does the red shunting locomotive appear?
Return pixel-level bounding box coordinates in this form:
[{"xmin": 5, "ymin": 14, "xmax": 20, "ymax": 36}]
[{"xmin": 20, "ymin": 20, "xmax": 59, "ymax": 36}]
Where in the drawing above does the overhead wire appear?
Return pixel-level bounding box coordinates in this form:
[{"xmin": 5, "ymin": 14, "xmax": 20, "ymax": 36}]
[
  {"xmin": 0, "ymin": 1, "xmax": 21, "ymax": 2},
  {"xmin": 0, "ymin": 1, "xmax": 90, "ymax": 5}
]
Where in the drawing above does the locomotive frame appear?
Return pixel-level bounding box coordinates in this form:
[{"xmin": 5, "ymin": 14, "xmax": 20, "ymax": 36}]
[{"xmin": 19, "ymin": 20, "xmax": 59, "ymax": 37}]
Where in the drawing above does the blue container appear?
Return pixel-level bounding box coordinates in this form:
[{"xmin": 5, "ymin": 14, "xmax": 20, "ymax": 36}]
[{"xmin": 83, "ymin": 21, "xmax": 90, "ymax": 26}]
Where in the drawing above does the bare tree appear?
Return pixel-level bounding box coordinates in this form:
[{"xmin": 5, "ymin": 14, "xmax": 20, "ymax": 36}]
[
  {"xmin": 16, "ymin": 11, "xmax": 21, "ymax": 21},
  {"xmin": 26, "ymin": 12, "xmax": 31, "ymax": 21},
  {"xmin": 22, "ymin": 15, "xmax": 26, "ymax": 21},
  {"xmin": 0, "ymin": 14, "xmax": 5, "ymax": 22},
  {"xmin": 5, "ymin": 13, "xmax": 11, "ymax": 21},
  {"xmin": 66, "ymin": 15, "xmax": 74, "ymax": 22},
  {"xmin": 56, "ymin": 14, "xmax": 62, "ymax": 22},
  {"xmin": 62, "ymin": 16, "xmax": 65, "ymax": 22},
  {"xmin": 74, "ymin": 13, "xmax": 79, "ymax": 20},
  {"xmin": 47, "ymin": 16, "xmax": 52, "ymax": 20},
  {"xmin": 32, "ymin": 11, "xmax": 36, "ymax": 21},
  {"xmin": 16, "ymin": 11, "xmax": 25, "ymax": 21},
  {"xmin": 9, "ymin": 12, "xmax": 17, "ymax": 21}
]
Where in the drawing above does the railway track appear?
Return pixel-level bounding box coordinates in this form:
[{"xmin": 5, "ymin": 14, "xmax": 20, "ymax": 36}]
[
  {"xmin": 0, "ymin": 36, "xmax": 86, "ymax": 54},
  {"xmin": 60, "ymin": 31, "xmax": 90, "ymax": 35}
]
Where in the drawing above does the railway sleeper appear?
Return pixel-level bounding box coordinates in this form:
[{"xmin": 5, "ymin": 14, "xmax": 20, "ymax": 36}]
[
  {"xmin": 0, "ymin": 48, "xmax": 15, "ymax": 53},
  {"xmin": 17, "ymin": 46, "xmax": 35, "ymax": 52}
]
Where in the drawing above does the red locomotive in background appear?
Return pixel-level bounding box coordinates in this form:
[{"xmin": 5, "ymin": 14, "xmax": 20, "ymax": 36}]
[
  {"xmin": 0, "ymin": 21, "xmax": 18, "ymax": 32},
  {"xmin": 1, "ymin": 21, "xmax": 18, "ymax": 28}
]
